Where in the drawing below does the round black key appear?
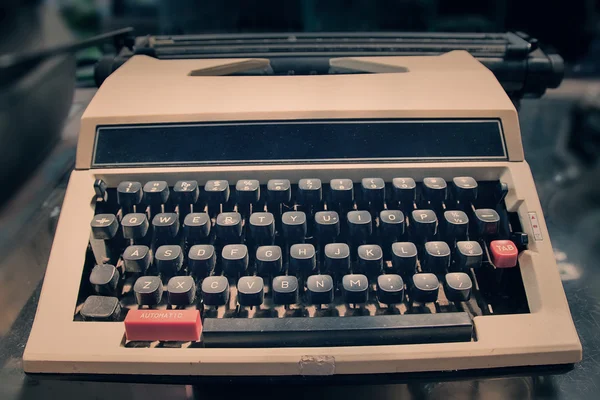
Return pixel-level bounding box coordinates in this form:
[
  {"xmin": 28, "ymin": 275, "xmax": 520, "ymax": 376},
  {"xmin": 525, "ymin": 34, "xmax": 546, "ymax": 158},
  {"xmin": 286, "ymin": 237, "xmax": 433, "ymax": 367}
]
[
  {"xmin": 474, "ymin": 209, "xmax": 500, "ymax": 237},
  {"xmin": 443, "ymin": 210, "xmax": 469, "ymax": 240},
  {"xmin": 235, "ymin": 179, "xmax": 260, "ymax": 205},
  {"xmin": 297, "ymin": 179, "xmax": 322, "ymax": 206},
  {"xmin": 143, "ymin": 181, "xmax": 169, "ymax": 205},
  {"xmin": 201, "ymin": 276, "xmax": 229, "ymax": 306},
  {"xmin": 249, "ymin": 212, "xmax": 275, "ymax": 244},
  {"xmin": 256, "ymin": 246, "xmax": 283, "ymax": 276},
  {"xmin": 237, "ymin": 276, "xmax": 264, "ymax": 306},
  {"xmin": 306, "ymin": 274, "xmax": 334, "ymax": 305},
  {"xmin": 122, "ymin": 245, "xmax": 151, "ymax": 273},
  {"xmin": 392, "ymin": 178, "xmax": 416, "ymax": 206},
  {"xmin": 452, "ymin": 177, "xmax": 478, "ymax": 203},
  {"xmin": 216, "ymin": 212, "xmax": 243, "ymax": 243},
  {"xmin": 281, "ymin": 211, "xmax": 307, "ymax": 243},
  {"xmin": 361, "ymin": 178, "xmax": 385, "ymax": 208},
  {"xmin": 289, "ymin": 244, "xmax": 316, "ymax": 276},
  {"xmin": 410, "ymin": 273, "xmax": 440, "ymax": 303},
  {"xmin": 89, "ymin": 264, "xmax": 120, "ymax": 295},
  {"xmin": 410, "ymin": 210, "xmax": 438, "ymax": 239},
  {"xmin": 267, "ymin": 179, "xmax": 291, "ymax": 204},
  {"xmin": 80, "ymin": 296, "xmax": 121, "ymax": 321},
  {"xmin": 152, "ymin": 213, "xmax": 179, "ymax": 239},
  {"xmin": 121, "ymin": 213, "xmax": 149, "ymax": 240},
  {"xmin": 357, "ymin": 245, "xmax": 383, "ymax": 277},
  {"xmin": 379, "ymin": 210, "xmax": 405, "ymax": 241},
  {"xmin": 329, "ymin": 179, "xmax": 354, "ymax": 205},
  {"xmin": 133, "ymin": 276, "xmax": 163, "ymax": 306},
  {"xmin": 347, "ymin": 210, "xmax": 372, "ymax": 243},
  {"xmin": 376, "ymin": 274, "xmax": 404, "ymax": 304},
  {"xmin": 173, "ymin": 180, "xmax": 199, "ymax": 204},
  {"xmin": 272, "ymin": 276, "xmax": 299, "ymax": 305},
  {"xmin": 188, "ymin": 245, "xmax": 216, "ymax": 278},
  {"xmin": 422, "ymin": 241, "xmax": 451, "ymax": 273},
  {"xmin": 342, "ymin": 274, "xmax": 369, "ymax": 304},
  {"xmin": 324, "ymin": 243, "xmax": 350, "ymax": 274},
  {"xmin": 184, "ymin": 212, "xmax": 211, "ymax": 241},
  {"xmin": 314, "ymin": 211, "xmax": 340, "ymax": 242},
  {"xmin": 154, "ymin": 245, "xmax": 183, "ymax": 276},
  {"xmin": 117, "ymin": 181, "xmax": 143, "ymax": 208},
  {"xmin": 167, "ymin": 276, "xmax": 196, "ymax": 306},
  {"xmin": 221, "ymin": 244, "xmax": 249, "ymax": 276},
  {"xmin": 205, "ymin": 180, "xmax": 230, "ymax": 205},
  {"xmin": 444, "ymin": 272, "xmax": 472, "ymax": 302},
  {"xmin": 90, "ymin": 214, "xmax": 119, "ymax": 240},
  {"xmin": 391, "ymin": 242, "xmax": 418, "ymax": 276},
  {"xmin": 453, "ymin": 241, "xmax": 483, "ymax": 270},
  {"xmin": 422, "ymin": 177, "xmax": 447, "ymax": 205}
]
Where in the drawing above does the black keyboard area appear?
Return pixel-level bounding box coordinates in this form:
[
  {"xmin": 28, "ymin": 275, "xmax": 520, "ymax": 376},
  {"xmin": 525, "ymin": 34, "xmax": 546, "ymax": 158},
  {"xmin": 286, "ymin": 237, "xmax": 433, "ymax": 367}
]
[{"xmin": 76, "ymin": 177, "xmax": 530, "ymax": 348}]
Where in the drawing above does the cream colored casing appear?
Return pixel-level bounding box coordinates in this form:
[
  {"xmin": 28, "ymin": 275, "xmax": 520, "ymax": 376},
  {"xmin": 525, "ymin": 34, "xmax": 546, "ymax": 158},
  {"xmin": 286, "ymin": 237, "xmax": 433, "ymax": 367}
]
[{"xmin": 24, "ymin": 51, "xmax": 581, "ymax": 377}]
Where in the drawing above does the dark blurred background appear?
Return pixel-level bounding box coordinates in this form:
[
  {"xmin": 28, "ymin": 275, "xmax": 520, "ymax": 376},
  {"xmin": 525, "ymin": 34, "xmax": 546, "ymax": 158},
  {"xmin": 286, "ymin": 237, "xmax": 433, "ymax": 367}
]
[{"xmin": 2, "ymin": 1, "xmax": 600, "ymax": 399}]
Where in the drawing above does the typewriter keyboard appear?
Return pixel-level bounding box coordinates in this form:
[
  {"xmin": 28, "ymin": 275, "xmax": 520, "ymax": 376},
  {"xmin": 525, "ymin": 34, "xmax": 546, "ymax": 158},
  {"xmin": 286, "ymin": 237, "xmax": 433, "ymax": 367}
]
[{"xmin": 77, "ymin": 177, "xmax": 530, "ymax": 348}]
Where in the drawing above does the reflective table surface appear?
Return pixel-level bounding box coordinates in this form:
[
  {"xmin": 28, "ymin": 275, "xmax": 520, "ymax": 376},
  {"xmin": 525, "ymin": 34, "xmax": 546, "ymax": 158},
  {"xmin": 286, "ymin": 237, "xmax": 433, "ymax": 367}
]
[{"xmin": 1, "ymin": 84, "xmax": 599, "ymax": 399}]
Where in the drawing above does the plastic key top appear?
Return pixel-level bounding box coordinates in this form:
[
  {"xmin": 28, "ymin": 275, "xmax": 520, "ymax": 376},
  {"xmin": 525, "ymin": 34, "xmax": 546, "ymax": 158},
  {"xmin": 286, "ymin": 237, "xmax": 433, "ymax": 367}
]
[
  {"xmin": 422, "ymin": 241, "xmax": 451, "ymax": 273},
  {"xmin": 342, "ymin": 274, "xmax": 369, "ymax": 304},
  {"xmin": 143, "ymin": 181, "xmax": 170, "ymax": 206},
  {"xmin": 237, "ymin": 276, "xmax": 265, "ymax": 306},
  {"xmin": 281, "ymin": 211, "xmax": 307, "ymax": 243},
  {"xmin": 452, "ymin": 177, "xmax": 478, "ymax": 203},
  {"xmin": 256, "ymin": 246, "xmax": 283, "ymax": 276},
  {"xmin": 411, "ymin": 210, "xmax": 438, "ymax": 239},
  {"xmin": 490, "ymin": 240, "xmax": 519, "ymax": 268},
  {"xmin": 422, "ymin": 177, "xmax": 447, "ymax": 205},
  {"xmin": 201, "ymin": 276, "xmax": 230, "ymax": 306},
  {"xmin": 80, "ymin": 296, "xmax": 121, "ymax": 321},
  {"xmin": 444, "ymin": 272, "xmax": 472, "ymax": 302},
  {"xmin": 172, "ymin": 180, "xmax": 199, "ymax": 205},
  {"xmin": 125, "ymin": 309, "xmax": 202, "ymax": 342},
  {"xmin": 117, "ymin": 181, "xmax": 143, "ymax": 209},
  {"xmin": 188, "ymin": 245, "xmax": 216, "ymax": 278},
  {"xmin": 411, "ymin": 273, "xmax": 440, "ymax": 303},
  {"xmin": 361, "ymin": 178, "xmax": 385, "ymax": 209},
  {"xmin": 306, "ymin": 274, "xmax": 334, "ymax": 305},
  {"xmin": 133, "ymin": 276, "xmax": 163, "ymax": 306},
  {"xmin": 474, "ymin": 209, "xmax": 500, "ymax": 236},
  {"xmin": 183, "ymin": 213, "xmax": 211, "ymax": 241},
  {"xmin": 121, "ymin": 213, "xmax": 149, "ymax": 240},
  {"xmin": 272, "ymin": 276, "xmax": 299, "ymax": 305},
  {"xmin": 289, "ymin": 244, "xmax": 316, "ymax": 276},
  {"xmin": 454, "ymin": 241, "xmax": 483, "ymax": 270},
  {"xmin": 167, "ymin": 276, "xmax": 196, "ymax": 306},
  {"xmin": 297, "ymin": 178, "xmax": 322, "ymax": 207},
  {"xmin": 392, "ymin": 178, "xmax": 417, "ymax": 206},
  {"xmin": 90, "ymin": 214, "xmax": 119, "ymax": 240},
  {"xmin": 376, "ymin": 274, "xmax": 405, "ymax": 304},
  {"xmin": 122, "ymin": 245, "xmax": 151, "ymax": 273},
  {"xmin": 89, "ymin": 264, "xmax": 120, "ymax": 296},
  {"xmin": 216, "ymin": 212, "xmax": 243, "ymax": 243}
]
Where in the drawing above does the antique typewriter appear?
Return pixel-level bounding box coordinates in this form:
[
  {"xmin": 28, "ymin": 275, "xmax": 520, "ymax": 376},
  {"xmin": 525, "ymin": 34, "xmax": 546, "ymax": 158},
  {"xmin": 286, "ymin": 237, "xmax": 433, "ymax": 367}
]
[{"xmin": 24, "ymin": 33, "xmax": 581, "ymax": 379}]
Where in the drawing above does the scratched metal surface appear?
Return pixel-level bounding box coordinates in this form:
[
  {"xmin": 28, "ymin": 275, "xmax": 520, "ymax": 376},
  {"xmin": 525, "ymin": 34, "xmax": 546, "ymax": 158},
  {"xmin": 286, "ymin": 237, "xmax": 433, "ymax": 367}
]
[{"xmin": 1, "ymin": 83, "xmax": 599, "ymax": 399}]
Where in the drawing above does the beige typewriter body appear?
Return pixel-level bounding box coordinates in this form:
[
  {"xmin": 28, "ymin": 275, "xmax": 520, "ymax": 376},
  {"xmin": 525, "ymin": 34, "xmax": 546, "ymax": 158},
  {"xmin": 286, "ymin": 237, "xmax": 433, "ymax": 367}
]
[{"xmin": 23, "ymin": 51, "xmax": 581, "ymax": 376}]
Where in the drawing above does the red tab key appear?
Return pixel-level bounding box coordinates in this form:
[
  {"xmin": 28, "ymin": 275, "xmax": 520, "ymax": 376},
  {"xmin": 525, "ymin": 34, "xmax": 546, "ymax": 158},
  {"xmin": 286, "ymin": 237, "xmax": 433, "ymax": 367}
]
[
  {"xmin": 124, "ymin": 310, "xmax": 202, "ymax": 341},
  {"xmin": 489, "ymin": 240, "xmax": 519, "ymax": 268}
]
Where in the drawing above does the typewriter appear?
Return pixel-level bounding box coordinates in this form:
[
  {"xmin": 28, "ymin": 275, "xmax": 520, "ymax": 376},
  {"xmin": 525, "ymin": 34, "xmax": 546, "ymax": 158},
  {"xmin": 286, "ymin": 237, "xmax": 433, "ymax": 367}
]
[{"xmin": 24, "ymin": 33, "xmax": 581, "ymax": 379}]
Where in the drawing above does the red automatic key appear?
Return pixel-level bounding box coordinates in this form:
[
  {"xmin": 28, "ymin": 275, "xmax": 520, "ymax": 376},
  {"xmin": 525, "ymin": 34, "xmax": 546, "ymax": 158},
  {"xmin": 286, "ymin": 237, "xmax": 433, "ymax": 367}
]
[
  {"xmin": 489, "ymin": 240, "xmax": 519, "ymax": 268},
  {"xmin": 125, "ymin": 310, "xmax": 201, "ymax": 341}
]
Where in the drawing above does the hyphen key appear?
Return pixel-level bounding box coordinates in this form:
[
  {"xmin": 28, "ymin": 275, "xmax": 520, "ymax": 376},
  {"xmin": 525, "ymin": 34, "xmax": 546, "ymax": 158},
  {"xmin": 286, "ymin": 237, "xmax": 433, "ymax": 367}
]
[{"xmin": 124, "ymin": 310, "xmax": 202, "ymax": 342}]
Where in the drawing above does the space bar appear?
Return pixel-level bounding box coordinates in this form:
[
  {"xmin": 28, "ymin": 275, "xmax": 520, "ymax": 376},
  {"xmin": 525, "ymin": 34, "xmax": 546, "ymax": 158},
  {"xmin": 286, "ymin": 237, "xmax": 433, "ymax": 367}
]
[{"xmin": 202, "ymin": 313, "xmax": 473, "ymax": 347}]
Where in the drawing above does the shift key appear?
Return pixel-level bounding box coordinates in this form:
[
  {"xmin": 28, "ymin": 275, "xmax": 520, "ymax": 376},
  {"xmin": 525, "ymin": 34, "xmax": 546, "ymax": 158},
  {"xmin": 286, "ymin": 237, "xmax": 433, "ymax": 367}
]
[{"xmin": 124, "ymin": 310, "xmax": 202, "ymax": 342}]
